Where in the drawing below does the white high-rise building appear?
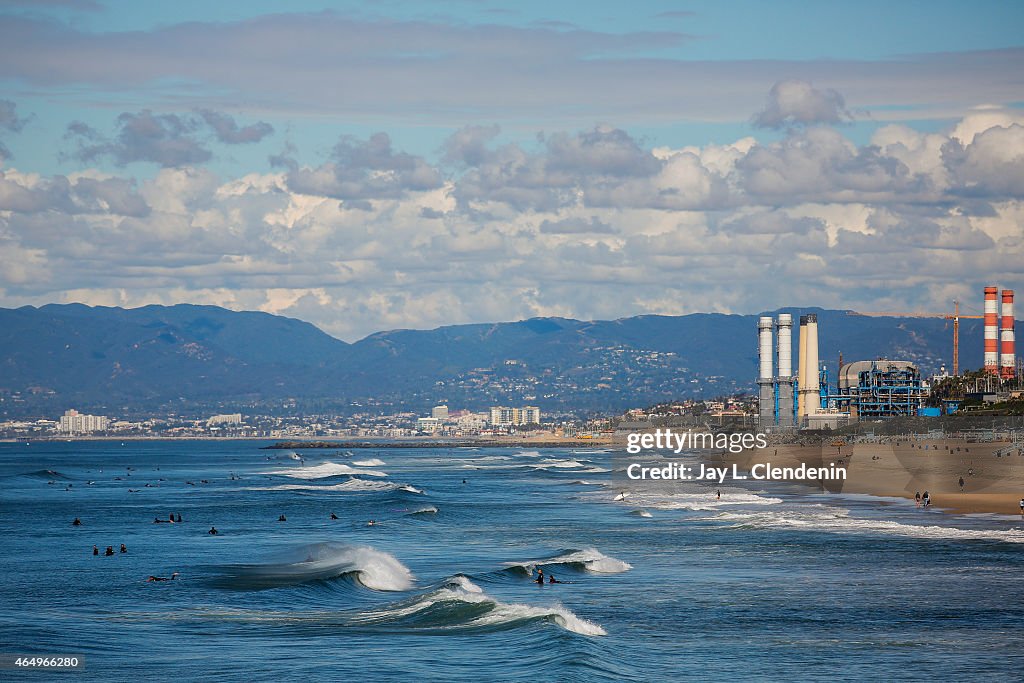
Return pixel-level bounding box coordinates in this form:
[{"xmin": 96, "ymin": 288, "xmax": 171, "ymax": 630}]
[
  {"xmin": 207, "ymin": 413, "xmax": 243, "ymax": 427},
  {"xmin": 431, "ymin": 405, "xmax": 449, "ymax": 420},
  {"xmin": 417, "ymin": 417, "xmax": 442, "ymax": 433},
  {"xmin": 489, "ymin": 406, "xmax": 541, "ymax": 426},
  {"xmin": 58, "ymin": 409, "xmax": 109, "ymax": 434}
]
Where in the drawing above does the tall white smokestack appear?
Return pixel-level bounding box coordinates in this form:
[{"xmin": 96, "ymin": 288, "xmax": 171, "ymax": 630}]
[
  {"xmin": 757, "ymin": 317, "xmax": 775, "ymax": 426},
  {"xmin": 797, "ymin": 315, "xmax": 808, "ymax": 420},
  {"xmin": 778, "ymin": 315, "xmax": 792, "ymax": 379},
  {"xmin": 776, "ymin": 314, "xmax": 794, "ymax": 427},
  {"xmin": 758, "ymin": 317, "xmax": 774, "ymax": 381},
  {"xmin": 803, "ymin": 314, "xmax": 820, "ymax": 417}
]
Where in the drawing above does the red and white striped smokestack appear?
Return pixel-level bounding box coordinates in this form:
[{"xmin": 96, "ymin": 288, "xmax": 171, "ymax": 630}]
[
  {"xmin": 984, "ymin": 286, "xmax": 999, "ymax": 375},
  {"xmin": 1001, "ymin": 289, "xmax": 1015, "ymax": 380}
]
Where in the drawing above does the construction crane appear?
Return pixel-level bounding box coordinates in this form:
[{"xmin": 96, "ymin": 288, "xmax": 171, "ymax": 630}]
[{"xmin": 846, "ymin": 301, "xmax": 983, "ymax": 376}]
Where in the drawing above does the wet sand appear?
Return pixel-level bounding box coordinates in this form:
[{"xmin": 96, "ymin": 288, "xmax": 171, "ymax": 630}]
[{"xmin": 726, "ymin": 439, "xmax": 1024, "ymax": 516}]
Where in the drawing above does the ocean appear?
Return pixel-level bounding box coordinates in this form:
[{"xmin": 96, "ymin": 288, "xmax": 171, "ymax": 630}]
[{"xmin": 2, "ymin": 440, "xmax": 1023, "ymax": 682}]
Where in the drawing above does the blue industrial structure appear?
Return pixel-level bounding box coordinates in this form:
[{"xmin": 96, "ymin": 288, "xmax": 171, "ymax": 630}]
[{"xmin": 819, "ymin": 360, "xmax": 930, "ymax": 420}]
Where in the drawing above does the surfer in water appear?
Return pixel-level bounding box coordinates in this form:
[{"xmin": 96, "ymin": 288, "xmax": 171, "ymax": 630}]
[
  {"xmin": 146, "ymin": 573, "xmax": 179, "ymax": 582},
  {"xmin": 72, "ymin": 517, "xmax": 82, "ymax": 526},
  {"xmin": 535, "ymin": 568, "xmax": 545, "ymax": 584},
  {"xmin": 330, "ymin": 513, "xmax": 339, "ymax": 520},
  {"xmin": 548, "ymin": 574, "xmax": 562, "ymax": 584}
]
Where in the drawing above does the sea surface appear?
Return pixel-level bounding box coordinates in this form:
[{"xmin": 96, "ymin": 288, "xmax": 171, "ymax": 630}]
[{"xmin": 2, "ymin": 440, "xmax": 1024, "ymax": 682}]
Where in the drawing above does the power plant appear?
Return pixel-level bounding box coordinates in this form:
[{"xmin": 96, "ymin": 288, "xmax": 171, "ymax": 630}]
[
  {"xmin": 999, "ymin": 289, "xmax": 1015, "ymax": 380},
  {"xmin": 757, "ymin": 285, "xmax": 1017, "ymax": 428}
]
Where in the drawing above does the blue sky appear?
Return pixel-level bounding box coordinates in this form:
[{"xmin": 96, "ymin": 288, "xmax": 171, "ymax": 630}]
[
  {"xmin": 0, "ymin": 1, "xmax": 1022, "ymax": 339},
  {"xmin": 4, "ymin": 0, "xmax": 1022, "ymax": 176}
]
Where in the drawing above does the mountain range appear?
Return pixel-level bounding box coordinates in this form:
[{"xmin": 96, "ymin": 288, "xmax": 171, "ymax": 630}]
[{"xmin": 0, "ymin": 303, "xmax": 1002, "ymax": 418}]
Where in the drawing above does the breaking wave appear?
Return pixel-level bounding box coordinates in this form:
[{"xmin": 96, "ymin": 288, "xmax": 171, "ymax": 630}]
[
  {"xmin": 249, "ymin": 478, "xmax": 405, "ymax": 493},
  {"xmin": 180, "ymin": 582, "xmax": 605, "ymax": 637},
  {"xmin": 608, "ymin": 489, "xmax": 783, "ymax": 511},
  {"xmin": 712, "ymin": 507, "xmax": 1024, "ymax": 543},
  {"xmin": 212, "ymin": 543, "xmax": 414, "ymax": 591},
  {"xmin": 350, "ymin": 583, "xmax": 606, "ymax": 636},
  {"xmin": 353, "ymin": 459, "xmax": 386, "ymax": 467},
  {"xmin": 530, "ymin": 459, "xmax": 589, "ymax": 469},
  {"xmin": 264, "ymin": 462, "xmax": 387, "ymax": 479},
  {"xmin": 504, "ymin": 548, "xmax": 632, "ymax": 575}
]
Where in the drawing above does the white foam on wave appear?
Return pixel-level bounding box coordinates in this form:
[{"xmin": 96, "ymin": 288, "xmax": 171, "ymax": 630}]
[
  {"xmin": 400, "ymin": 485, "xmax": 425, "ymax": 494},
  {"xmin": 309, "ymin": 544, "xmax": 415, "ymax": 591},
  {"xmin": 712, "ymin": 507, "xmax": 1024, "ymax": 543},
  {"xmin": 447, "ymin": 575, "xmax": 483, "ymax": 593},
  {"xmin": 506, "ymin": 547, "xmax": 632, "ymax": 574},
  {"xmin": 220, "ymin": 543, "xmax": 415, "ymax": 592},
  {"xmin": 546, "ymin": 548, "xmax": 633, "ymax": 573},
  {"xmin": 607, "ymin": 489, "xmax": 782, "ymax": 511},
  {"xmin": 353, "ymin": 458, "xmax": 386, "ymax": 467},
  {"xmin": 459, "ymin": 463, "xmax": 532, "ymax": 470},
  {"xmin": 248, "ymin": 477, "xmax": 404, "ymax": 493},
  {"xmin": 357, "ymin": 585, "xmax": 606, "ymax": 636},
  {"xmin": 513, "ymin": 450, "xmax": 543, "ymax": 458},
  {"xmin": 265, "ymin": 462, "xmax": 387, "ymax": 479},
  {"xmin": 530, "ymin": 459, "xmax": 589, "ymax": 469},
  {"xmin": 630, "ymin": 509, "xmax": 653, "ymax": 518},
  {"xmin": 409, "ymin": 505, "xmax": 438, "ymax": 515}
]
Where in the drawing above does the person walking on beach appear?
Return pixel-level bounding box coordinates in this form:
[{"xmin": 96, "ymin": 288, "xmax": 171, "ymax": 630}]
[
  {"xmin": 959, "ymin": 477, "xmax": 965, "ymax": 492},
  {"xmin": 915, "ymin": 492, "xmax": 921, "ymax": 506},
  {"xmin": 1019, "ymin": 498, "xmax": 1023, "ymax": 518}
]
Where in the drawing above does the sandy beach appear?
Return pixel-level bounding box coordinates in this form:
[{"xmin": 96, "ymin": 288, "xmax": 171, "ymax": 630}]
[{"xmin": 722, "ymin": 439, "xmax": 1024, "ymax": 516}]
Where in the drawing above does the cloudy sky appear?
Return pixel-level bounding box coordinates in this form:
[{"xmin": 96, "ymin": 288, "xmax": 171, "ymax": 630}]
[{"xmin": 0, "ymin": 0, "xmax": 1022, "ymax": 340}]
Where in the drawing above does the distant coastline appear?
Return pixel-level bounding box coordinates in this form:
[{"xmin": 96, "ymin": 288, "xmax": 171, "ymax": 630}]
[{"xmin": 1, "ymin": 435, "xmax": 614, "ymax": 448}]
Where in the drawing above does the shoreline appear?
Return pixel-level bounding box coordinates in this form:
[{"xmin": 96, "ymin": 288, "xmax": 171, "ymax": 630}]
[
  {"xmin": 7, "ymin": 434, "xmax": 1020, "ymax": 518},
  {"xmin": 713, "ymin": 438, "xmax": 1024, "ymax": 517},
  {"xmin": 1, "ymin": 435, "xmax": 615, "ymax": 448}
]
